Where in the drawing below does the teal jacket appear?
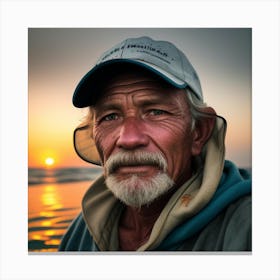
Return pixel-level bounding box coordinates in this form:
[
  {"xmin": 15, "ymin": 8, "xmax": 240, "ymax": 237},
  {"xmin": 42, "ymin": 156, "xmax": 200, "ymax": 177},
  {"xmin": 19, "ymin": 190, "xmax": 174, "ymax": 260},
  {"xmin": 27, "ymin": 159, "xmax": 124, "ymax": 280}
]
[{"xmin": 59, "ymin": 160, "xmax": 251, "ymax": 251}]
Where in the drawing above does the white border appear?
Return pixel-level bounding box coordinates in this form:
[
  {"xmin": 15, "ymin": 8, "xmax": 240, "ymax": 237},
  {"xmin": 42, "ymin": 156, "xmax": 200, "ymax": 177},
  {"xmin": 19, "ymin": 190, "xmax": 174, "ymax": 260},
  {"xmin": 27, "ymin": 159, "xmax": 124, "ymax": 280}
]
[{"xmin": 1, "ymin": 1, "xmax": 279, "ymax": 280}]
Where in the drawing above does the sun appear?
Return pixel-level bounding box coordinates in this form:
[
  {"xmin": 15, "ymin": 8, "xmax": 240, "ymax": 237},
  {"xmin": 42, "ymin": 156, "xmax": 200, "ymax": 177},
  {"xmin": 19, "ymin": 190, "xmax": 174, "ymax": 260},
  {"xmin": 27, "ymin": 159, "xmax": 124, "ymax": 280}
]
[{"xmin": 45, "ymin": 157, "xmax": 55, "ymax": 167}]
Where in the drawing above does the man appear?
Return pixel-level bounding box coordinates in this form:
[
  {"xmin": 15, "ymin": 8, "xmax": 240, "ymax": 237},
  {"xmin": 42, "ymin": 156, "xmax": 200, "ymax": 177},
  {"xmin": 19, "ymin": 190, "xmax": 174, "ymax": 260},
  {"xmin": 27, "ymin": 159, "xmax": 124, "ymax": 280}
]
[{"xmin": 59, "ymin": 36, "xmax": 251, "ymax": 251}]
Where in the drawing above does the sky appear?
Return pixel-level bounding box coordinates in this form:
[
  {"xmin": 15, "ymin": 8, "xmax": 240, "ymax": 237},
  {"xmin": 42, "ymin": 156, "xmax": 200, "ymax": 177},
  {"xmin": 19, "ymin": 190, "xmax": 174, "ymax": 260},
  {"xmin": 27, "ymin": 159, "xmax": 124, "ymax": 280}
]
[{"xmin": 28, "ymin": 28, "xmax": 251, "ymax": 168}]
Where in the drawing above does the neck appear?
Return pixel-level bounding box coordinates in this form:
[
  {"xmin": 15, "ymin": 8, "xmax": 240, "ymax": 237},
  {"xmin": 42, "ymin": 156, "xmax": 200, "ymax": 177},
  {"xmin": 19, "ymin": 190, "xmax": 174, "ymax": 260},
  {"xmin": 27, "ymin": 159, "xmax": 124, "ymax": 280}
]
[{"xmin": 118, "ymin": 186, "xmax": 178, "ymax": 250}]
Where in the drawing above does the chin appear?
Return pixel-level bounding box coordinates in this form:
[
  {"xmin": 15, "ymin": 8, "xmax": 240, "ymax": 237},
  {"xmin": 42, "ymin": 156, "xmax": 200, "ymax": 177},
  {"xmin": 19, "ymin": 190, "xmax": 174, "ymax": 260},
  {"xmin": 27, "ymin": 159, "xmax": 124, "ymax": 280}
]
[{"xmin": 105, "ymin": 172, "xmax": 174, "ymax": 208}]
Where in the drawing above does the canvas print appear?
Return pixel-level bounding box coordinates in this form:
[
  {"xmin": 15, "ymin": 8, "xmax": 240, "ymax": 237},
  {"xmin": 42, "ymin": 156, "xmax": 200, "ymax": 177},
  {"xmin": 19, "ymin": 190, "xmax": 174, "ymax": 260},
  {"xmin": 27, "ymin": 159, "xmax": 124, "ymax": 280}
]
[{"xmin": 28, "ymin": 28, "xmax": 252, "ymax": 252}]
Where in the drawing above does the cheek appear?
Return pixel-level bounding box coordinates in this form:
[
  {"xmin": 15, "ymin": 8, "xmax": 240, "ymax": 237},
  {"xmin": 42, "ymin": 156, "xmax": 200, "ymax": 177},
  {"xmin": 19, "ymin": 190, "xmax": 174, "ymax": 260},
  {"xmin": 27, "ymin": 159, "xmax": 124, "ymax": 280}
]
[
  {"xmin": 152, "ymin": 120, "xmax": 193, "ymax": 179},
  {"xmin": 165, "ymin": 130, "xmax": 193, "ymax": 162},
  {"xmin": 153, "ymin": 118, "xmax": 192, "ymax": 148},
  {"xmin": 93, "ymin": 125, "xmax": 119, "ymax": 162}
]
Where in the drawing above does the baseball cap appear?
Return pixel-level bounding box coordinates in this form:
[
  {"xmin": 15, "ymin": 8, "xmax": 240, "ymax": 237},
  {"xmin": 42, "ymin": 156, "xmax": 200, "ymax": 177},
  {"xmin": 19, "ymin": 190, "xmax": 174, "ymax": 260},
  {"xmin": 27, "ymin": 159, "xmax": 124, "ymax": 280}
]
[
  {"xmin": 73, "ymin": 36, "xmax": 203, "ymax": 165},
  {"xmin": 73, "ymin": 36, "xmax": 203, "ymax": 108}
]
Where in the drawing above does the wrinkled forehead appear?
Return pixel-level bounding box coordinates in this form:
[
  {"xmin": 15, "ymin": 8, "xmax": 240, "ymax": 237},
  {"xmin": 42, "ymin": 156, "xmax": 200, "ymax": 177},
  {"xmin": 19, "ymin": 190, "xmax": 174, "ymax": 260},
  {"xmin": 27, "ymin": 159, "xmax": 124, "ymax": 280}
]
[{"xmin": 92, "ymin": 64, "xmax": 175, "ymax": 104}]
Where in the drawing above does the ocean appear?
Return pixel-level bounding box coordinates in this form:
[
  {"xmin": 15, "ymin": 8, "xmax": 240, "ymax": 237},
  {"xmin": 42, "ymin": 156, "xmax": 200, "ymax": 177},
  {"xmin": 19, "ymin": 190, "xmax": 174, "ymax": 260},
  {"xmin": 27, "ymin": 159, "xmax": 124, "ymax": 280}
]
[
  {"xmin": 28, "ymin": 167, "xmax": 102, "ymax": 252},
  {"xmin": 28, "ymin": 167, "xmax": 103, "ymax": 185}
]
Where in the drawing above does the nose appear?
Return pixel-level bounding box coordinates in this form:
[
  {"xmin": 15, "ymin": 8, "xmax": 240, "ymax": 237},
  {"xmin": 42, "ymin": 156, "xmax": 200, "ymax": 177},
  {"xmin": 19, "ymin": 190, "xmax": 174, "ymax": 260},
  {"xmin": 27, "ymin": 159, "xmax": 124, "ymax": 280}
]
[{"xmin": 116, "ymin": 117, "xmax": 149, "ymax": 150}]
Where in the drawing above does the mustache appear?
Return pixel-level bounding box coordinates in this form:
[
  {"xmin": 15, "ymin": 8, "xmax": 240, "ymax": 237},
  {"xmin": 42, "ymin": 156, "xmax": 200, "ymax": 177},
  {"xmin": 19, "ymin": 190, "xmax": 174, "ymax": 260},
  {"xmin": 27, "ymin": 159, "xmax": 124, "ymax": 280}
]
[{"xmin": 104, "ymin": 151, "xmax": 168, "ymax": 176}]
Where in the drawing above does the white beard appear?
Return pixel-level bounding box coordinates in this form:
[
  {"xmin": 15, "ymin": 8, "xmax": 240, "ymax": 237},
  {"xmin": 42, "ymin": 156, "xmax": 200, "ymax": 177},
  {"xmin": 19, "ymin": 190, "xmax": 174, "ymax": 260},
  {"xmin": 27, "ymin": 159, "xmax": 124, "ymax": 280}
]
[
  {"xmin": 105, "ymin": 172, "xmax": 174, "ymax": 208},
  {"xmin": 104, "ymin": 151, "xmax": 174, "ymax": 208}
]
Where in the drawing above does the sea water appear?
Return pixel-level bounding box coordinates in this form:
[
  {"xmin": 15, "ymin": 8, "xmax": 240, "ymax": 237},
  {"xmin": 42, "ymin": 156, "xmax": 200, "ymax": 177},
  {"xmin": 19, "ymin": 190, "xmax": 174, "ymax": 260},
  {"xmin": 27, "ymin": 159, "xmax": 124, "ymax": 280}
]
[{"xmin": 28, "ymin": 167, "xmax": 102, "ymax": 252}]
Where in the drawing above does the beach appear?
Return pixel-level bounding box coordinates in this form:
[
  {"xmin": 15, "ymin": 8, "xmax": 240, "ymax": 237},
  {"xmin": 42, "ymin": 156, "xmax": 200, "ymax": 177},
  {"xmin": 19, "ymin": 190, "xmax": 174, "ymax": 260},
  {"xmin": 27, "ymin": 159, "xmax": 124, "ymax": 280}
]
[{"xmin": 28, "ymin": 167, "xmax": 102, "ymax": 252}]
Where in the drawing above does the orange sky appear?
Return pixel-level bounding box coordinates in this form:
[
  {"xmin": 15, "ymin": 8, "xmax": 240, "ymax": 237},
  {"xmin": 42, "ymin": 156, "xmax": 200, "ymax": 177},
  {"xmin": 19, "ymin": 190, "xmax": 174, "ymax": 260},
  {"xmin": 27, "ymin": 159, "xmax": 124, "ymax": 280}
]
[
  {"xmin": 28, "ymin": 28, "xmax": 251, "ymax": 168},
  {"xmin": 28, "ymin": 98, "xmax": 90, "ymax": 168}
]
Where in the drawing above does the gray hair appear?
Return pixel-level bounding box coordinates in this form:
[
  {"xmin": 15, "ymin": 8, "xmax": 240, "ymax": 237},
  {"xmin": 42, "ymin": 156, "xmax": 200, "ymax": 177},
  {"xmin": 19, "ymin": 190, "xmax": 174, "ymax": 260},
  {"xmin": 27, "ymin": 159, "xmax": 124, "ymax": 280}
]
[{"xmin": 184, "ymin": 88, "xmax": 211, "ymax": 131}]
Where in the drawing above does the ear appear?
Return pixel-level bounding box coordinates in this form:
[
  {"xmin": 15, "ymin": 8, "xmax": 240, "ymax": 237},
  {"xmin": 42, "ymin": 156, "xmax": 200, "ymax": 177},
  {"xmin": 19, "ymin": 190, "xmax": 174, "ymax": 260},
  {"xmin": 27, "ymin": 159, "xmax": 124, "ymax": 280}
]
[{"xmin": 191, "ymin": 107, "xmax": 216, "ymax": 156}]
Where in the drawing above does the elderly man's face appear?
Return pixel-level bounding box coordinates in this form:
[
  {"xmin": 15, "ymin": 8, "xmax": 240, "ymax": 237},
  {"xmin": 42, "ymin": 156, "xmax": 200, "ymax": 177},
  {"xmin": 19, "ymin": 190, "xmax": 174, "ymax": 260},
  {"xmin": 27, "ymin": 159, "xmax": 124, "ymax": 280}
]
[{"xmin": 92, "ymin": 69, "xmax": 201, "ymax": 207}]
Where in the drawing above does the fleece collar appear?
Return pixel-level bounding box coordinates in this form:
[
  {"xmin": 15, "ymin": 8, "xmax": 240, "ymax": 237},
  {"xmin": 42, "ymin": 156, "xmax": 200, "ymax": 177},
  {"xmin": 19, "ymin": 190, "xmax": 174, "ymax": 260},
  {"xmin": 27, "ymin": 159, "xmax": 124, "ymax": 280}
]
[{"xmin": 82, "ymin": 116, "xmax": 226, "ymax": 251}]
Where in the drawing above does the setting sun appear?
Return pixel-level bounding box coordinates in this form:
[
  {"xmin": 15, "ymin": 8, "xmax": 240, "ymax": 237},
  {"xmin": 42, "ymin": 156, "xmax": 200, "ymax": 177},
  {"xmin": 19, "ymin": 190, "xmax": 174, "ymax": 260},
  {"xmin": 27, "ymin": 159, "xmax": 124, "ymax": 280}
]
[{"xmin": 45, "ymin": 157, "xmax": 55, "ymax": 166}]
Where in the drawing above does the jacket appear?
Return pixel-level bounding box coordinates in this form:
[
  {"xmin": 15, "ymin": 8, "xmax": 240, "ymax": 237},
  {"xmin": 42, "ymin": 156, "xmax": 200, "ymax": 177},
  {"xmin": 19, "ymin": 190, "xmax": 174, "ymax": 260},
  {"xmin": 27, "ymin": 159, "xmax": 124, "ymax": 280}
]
[{"xmin": 59, "ymin": 116, "xmax": 251, "ymax": 251}]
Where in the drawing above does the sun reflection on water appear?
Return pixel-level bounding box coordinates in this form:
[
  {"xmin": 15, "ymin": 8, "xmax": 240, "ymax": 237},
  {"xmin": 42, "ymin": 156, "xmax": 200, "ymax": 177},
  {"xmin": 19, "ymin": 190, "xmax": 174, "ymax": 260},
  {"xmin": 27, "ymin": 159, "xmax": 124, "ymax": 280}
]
[
  {"xmin": 30, "ymin": 184, "xmax": 65, "ymax": 250},
  {"xmin": 41, "ymin": 220, "xmax": 52, "ymax": 227},
  {"xmin": 28, "ymin": 179, "xmax": 93, "ymax": 252},
  {"xmin": 41, "ymin": 185, "xmax": 62, "ymax": 208},
  {"xmin": 45, "ymin": 239, "xmax": 61, "ymax": 246},
  {"xmin": 45, "ymin": 230, "xmax": 56, "ymax": 236}
]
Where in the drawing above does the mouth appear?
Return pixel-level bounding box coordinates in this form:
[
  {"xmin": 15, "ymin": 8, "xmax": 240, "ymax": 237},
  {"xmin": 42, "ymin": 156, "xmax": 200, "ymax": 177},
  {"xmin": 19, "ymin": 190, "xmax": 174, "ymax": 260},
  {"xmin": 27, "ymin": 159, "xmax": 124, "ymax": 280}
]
[{"xmin": 114, "ymin": 164, "xmax": 160, "ymax": 177}]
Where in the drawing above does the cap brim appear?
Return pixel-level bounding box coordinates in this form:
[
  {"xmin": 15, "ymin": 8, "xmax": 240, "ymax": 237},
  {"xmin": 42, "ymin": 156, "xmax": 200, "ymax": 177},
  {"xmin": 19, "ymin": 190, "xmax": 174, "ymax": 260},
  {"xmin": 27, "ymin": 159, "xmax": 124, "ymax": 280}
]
[{"xmin": 72, "ymin": 59, "xmax": 187, "ymax": 108}]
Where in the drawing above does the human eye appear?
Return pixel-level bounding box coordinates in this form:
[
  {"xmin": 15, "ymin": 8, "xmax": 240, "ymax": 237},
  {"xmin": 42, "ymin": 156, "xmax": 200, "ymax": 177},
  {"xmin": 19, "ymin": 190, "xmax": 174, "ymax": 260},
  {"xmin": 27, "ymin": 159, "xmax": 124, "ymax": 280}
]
[
  {"xmin": 96, "ymin": 112, "xmax": 119, "ymax": 125},
  {"xmin": 102, "ymin": 113, "xmax": 119, "ymax": 122},
  {"xmin": 148, "ymin": 109, "xmax": 167, "ymax": 116}
]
